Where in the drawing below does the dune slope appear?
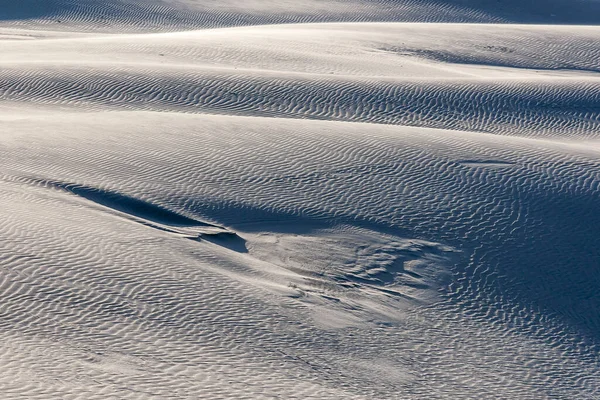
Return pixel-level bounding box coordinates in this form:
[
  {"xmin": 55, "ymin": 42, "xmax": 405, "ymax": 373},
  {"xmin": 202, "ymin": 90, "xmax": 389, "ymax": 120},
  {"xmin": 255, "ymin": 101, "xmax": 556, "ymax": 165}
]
[
  {"xmin": 2, "ymin": 0, "xmax": 600, "ymax": 31},
  {"xmin": 1, "ymin": 2, "xmax": 599, "ymax": 400}
]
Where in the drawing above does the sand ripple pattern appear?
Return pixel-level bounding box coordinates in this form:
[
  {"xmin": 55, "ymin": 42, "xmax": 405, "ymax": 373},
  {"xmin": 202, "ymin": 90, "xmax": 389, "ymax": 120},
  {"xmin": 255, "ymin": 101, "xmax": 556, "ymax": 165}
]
[
  {"xmin": 1, "ymin": 5, "xmax": 600, "ymax": 400},
  {"xmin": 1, "ymin": 112, "xmax": 600, "ymax": 398},
  {"xmin": 0, "ymin": 67, "xmax": 598, "ymax": 138},
  {"xmin": 3, "ymin": 0, "xmax": 600, "ymax": 32},
  {"xmin": 0, "ymin": 0, "xmax": 492, "ymax": 32}
]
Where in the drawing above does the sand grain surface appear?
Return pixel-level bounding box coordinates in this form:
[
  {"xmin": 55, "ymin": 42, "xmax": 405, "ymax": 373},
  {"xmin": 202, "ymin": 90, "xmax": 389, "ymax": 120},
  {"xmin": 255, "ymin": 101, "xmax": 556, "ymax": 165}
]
[{"xmin": 1, "ymin": 1, "xmax": 599, "ymax": 399}]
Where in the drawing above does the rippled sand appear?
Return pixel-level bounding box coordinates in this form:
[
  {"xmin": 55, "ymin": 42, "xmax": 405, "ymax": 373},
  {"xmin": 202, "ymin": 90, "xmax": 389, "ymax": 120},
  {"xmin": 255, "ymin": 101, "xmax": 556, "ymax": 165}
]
[{"xmin": 1, "ymin": 1, "xmax": 599, "ymax": 399}]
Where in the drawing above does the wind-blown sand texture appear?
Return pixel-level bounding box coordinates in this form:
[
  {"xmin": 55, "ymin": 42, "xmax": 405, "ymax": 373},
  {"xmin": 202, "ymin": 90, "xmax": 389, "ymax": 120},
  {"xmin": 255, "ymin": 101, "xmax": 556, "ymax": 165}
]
[{"xmin": 1, "ymin": 1, "xmax": 599, "ymax": 399}]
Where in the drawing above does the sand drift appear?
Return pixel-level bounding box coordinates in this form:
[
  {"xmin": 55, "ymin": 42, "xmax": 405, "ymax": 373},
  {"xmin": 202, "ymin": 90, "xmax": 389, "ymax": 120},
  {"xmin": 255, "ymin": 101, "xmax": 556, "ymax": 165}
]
[{"xmin": 0, "ymin": 1, "xmax": 599, "ymax": 399}]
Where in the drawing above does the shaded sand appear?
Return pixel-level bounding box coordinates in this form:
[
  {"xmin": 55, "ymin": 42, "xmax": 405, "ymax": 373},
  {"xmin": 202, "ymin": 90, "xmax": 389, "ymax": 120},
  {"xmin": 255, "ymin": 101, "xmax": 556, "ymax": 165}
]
[{"xmin": 1, "ymin": 2, "xmax": 599, "ymax": 399}]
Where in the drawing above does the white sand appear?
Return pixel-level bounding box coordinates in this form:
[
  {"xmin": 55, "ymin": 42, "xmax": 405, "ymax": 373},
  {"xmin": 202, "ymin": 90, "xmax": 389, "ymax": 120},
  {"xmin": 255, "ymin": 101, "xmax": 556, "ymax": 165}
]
[{"xmin": 0, "ymin": 1, "xmax": 599, "ymax": 399}]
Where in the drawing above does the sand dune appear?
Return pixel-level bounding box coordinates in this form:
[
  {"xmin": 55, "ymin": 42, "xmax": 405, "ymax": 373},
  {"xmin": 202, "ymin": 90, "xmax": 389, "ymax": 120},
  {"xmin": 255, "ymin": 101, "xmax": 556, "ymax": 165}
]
[
  {"xmin": 1, "ymin": 24, "xmax": 599, "ymax": 139},
  {"xmin": 3, "ymin": 0, "xmax": 600, "ymax": 32},
  {"xmin": 1, "ymin": 1, "xmax": 599, "ymax": 399}
]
